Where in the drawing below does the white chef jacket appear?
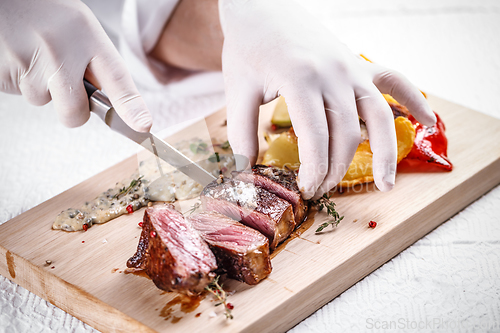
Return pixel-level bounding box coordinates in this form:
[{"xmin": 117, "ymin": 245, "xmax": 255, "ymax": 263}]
[{"xmin": 83, "ymin": 0, "xmax": 226, "ymax": 133}]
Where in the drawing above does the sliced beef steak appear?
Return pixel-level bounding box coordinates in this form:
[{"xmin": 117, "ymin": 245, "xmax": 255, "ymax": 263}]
[
  {"xmin": 189, "ymin": 211, "xmax": 272, "ymax": 285},
  {"xmin": 127, "ymin": 204, "xmax": 217, "ymax": 294},
  {"xmin": 234, "ymin": 165, "xmax": 307, "ymax": 224},
  {"xmin": 201, "ymin": 179, "xmax": 295, "ymax": 250}
]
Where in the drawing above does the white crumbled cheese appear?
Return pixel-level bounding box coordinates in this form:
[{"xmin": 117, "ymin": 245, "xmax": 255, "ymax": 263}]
[{"xmin": 235, "ymin": 182, "xmax": 258, "ymax": 209}]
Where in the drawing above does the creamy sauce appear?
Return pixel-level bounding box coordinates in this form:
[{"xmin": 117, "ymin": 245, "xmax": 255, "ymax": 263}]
[
  {"xmin": 140, "ymin": 139, "xmax": 235, "ymax": 202},
  {"xmin": 53, "ymin": 138, "xmax": 235, "ymax": 232},
  {"xmin": 53, "ymin": 173, "xmax": 149, "ymax": 231}
]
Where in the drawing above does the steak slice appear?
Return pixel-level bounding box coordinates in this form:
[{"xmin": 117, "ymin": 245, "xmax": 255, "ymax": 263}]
[
  {"xmin": 201, "ymin": 179, "xmax": 295, "ymax": 250},
  {"xmin": 127, "ymin": 204, "xmax": 217, "ymax": 294},
  {"xmin": 188, "ymin": 211, "xmax": 272, "ymax": 285},
  {"xmin": 233, "ymin": 165, "xmax": 307, "ymax": 225}
]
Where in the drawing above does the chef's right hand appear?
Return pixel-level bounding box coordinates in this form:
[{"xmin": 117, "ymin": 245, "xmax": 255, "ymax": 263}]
[{"xmin": 0, "ymin": 0, "xmax": 152, "ymax": 132}]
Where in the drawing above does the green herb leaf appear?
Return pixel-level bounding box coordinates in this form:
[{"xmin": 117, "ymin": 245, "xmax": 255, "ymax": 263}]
[
  {"xmin": 312, "ymin": 194, "xmax": 344, "ymax": 233},
  {"xmin": 113, "ymin": 176, "xmax": 143, "ymax": 200},
  {"xmin": 190, "ymin": 142, "xmax": 209, "ymax": 154}
]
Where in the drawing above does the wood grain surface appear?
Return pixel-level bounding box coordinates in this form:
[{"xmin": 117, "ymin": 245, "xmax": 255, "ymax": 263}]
[{"xmin": 1, "ymin": 96, "xmax": 500, "ymax": 333}]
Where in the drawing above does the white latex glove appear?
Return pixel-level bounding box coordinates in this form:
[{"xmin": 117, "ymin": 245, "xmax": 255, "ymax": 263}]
[
  {"xmin": 219, "ymin": 0, "xmax": 436, "ymax": 200},
  {"xmin": 0, "ymin": 0, "xmax": 152, "ymax": 132}
]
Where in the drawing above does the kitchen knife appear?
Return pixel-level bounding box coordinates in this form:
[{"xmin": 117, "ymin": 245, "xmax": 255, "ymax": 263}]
[{"xmin": 83, "ymin": 80, "xmax": 217, "ymax": 186}]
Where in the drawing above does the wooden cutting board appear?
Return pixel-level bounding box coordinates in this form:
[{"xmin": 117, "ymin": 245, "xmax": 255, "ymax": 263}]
[{"xmin": 1, "ymin": 95, "xmax": 500, "ymax": 333}]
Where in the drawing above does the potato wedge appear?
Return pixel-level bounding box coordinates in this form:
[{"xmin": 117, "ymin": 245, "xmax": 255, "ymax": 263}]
[
  {"xmin": 338, "ymin": 116, "xmax": 415, "ymax": 187},
  {"xmin": 270, "ymin": 96, "xmax": 292, "ymax": 127},
  {"xmin": 383, "ymin": 93, "xmax": 399, "ymax": 105},
  {"xmin": 262, "ymin": 117, "xmax": 415, "ymax": 188},
  {"xmin": 261, "ymin": 128, "xmax": 300, "ymax": 170},
  {"xmin": 395, "ymin": 116, "xmax": 415, "ymax": 163},
  {"xmin": 338, "ymin": 140, "xmax": 374, "ymax": 187},
  {"xmin": 271, "ymin": 93, "xmax": 410, "ymax": 129}
]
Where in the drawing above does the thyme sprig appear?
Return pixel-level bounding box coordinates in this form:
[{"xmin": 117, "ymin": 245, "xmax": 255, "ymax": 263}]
[
  {"xmin": 313, "ymin": 193, "xmax": 344, "ymax": 232},
  {"xmin": 205, "ymin": 275, "xmax": 233, "ymax": 320},
  {"xmin": 113, "ymin": 176, "xmax": 143, "ymax": 200},
  {"xmin": 183, "ymin": 201, "xmax": 201, "ymax": 216},
  {"xmin": 209, "ymin": 152, "xmax": 225, "ymax": 183}
]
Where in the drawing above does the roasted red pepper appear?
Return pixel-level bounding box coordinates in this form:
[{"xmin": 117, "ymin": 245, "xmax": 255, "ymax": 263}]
[{"xmin": 398, "ymin": 111, "xmax": 452, "ymax": 172}]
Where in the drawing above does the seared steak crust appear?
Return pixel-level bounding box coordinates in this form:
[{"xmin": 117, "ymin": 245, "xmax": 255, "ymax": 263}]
[
  {"xmin": 234, "ymin": 165, "xmax": 307, "ymax": 224},
  {"xmin": 201, "ymin": 179, "xmax": 295, "ymax": 249},
  {"xmin": 189, "ymin": 211, "xmax": 272, "ymax": 285},
  {"xmin": 127, "ymin": 204, "xmax": 217, "ymax": 294}
]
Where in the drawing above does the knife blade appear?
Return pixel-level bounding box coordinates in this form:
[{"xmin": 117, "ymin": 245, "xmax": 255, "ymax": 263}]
[{"xmin": 83, "ymin": 80, "xmax": 217, "ymax": 186}]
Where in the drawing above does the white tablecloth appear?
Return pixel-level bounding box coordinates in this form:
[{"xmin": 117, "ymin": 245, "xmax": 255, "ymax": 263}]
[{"xmin": 1, "ymin": 0, "xmax": 500, "ymax": 332}]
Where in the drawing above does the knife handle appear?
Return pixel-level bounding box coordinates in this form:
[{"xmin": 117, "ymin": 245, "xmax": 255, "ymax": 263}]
[
  {"xmin": 83, "ymin": 79, "xmax": 97, "ymax": 98},
  {"xmin": 83, "ymin": 79, "xmax": 111, "ymax": 122}
]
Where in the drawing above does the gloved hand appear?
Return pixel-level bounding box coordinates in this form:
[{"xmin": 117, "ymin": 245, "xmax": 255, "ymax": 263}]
[
  {"xmin": 0, "ymin": 0, "xmax": 152, "ymax": 132},
  {"xmin": 219, "ymin": 0, "xmax": 436, "ymax": 199}
]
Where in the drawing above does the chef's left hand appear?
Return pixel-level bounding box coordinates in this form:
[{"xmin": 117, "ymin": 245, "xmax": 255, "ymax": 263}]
[{"xmin": 219, "ymin": 0, "xmax": 436, "ymax": 199}]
